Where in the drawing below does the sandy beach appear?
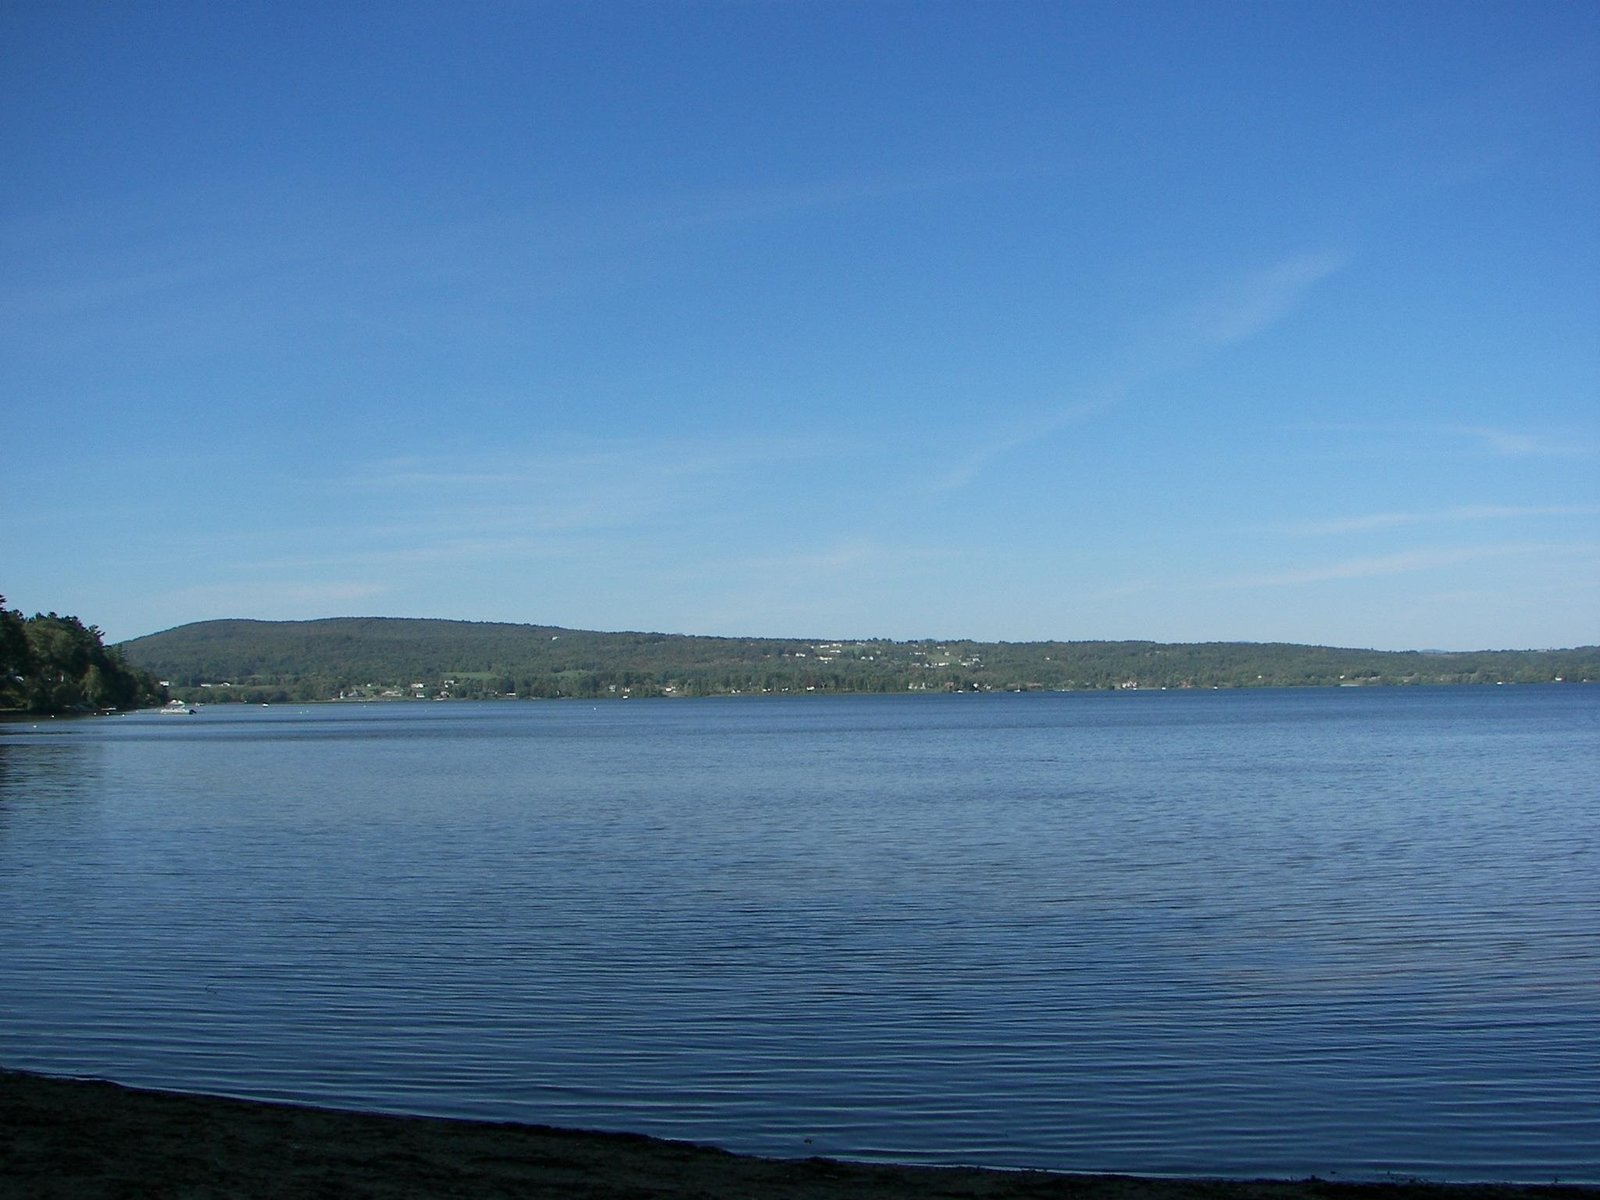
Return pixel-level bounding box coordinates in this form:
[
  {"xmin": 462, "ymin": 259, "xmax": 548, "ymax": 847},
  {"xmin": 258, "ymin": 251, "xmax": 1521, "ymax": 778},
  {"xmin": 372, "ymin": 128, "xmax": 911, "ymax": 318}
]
[{"xmin": 3, "ymin": 1068, "xmax": 1594, "ymax": 1200}]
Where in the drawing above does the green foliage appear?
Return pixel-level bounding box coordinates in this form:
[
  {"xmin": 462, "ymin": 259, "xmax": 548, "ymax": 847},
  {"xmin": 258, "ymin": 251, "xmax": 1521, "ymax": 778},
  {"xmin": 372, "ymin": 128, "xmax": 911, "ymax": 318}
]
[
  {"xmin": 0, "ymin": 600, "xmax": 35, "ymax": 711},
  {"xmin": 115, "ymin": 617, "xmax": 1600, "ymax": 704},
  {"xmin": 0, "ymin": 596, "xmax": 166, "ymax": 714}
]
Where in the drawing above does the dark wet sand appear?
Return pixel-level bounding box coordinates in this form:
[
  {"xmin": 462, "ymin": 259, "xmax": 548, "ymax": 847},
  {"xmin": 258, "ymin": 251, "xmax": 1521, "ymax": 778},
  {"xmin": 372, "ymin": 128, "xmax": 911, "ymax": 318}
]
[{"xmin": 3, "ymin": 1069, "xmax": 1593, "ymax": 1200}]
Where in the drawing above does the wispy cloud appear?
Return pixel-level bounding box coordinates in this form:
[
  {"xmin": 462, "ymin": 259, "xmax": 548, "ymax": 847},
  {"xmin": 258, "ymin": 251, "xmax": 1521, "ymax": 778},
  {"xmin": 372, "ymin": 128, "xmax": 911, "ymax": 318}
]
[
  {"xmin": 343, "ymin": 435, "xmax": 846, "ymax": 534},
  {"xmin": 1295, "ymin": 421, "xmax": 1600, "ymax": 464},
  {"xmin": 1216, "ymin": 542, "xmax": 1568, "ymax": 589},
  {"xmin": 689, "ymin": 536, "xmax": 958, "ymax": 638},
  {"xmin": 0, "ymin": 255, "xmax": 253, "ymax": 321},
  {"xmin": 166, "ymin": 580, "xmax": 389, "ymax": 613},
  {"xmin": 931, "ymin": 249, "xmax": 1351, "ymax": 494},
  {"xmin": 1447, "ymin": 425, "xmax": 1596, "ymax": 459},
  {"xmin": 353, "ymin": 436, "xmax": 834, "ymax": 488},
  {"xmin": 223, "ymin": 534, "xmax": 600, "ymax": 576},
  {"xmin": 185, "ymin": 432, "xmax": 883, "ymax": 594},
  {"xmin": 1186, "ymin": 250, "xmax": 1348, "ymax": 347},
  {"xmin": 632, "ymin": 161, "xmax": 1042, "ymax": 239},
  {"xmin": 929, "ymin": 400, "xmax": 1111, "ymax": 494},
  {"xmin": 737, "ymin": 536, "xmax": 953, "ymax": 580},
  {"xmin": 1287, "ymin": 504, "xmax": 1600, "ymax": 536}
]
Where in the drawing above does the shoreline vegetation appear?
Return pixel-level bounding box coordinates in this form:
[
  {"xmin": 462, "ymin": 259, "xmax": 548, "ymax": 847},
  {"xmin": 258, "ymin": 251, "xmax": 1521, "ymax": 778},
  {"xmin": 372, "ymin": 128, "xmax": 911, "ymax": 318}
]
[
  {"xmin": 118, "ymin": 617, "xmax": 1598, "ymax": 706},
  {"xmin": 0, "ymin": 597, "xmax": 165, "ymax": 716},
  {"xmin": 3, "ymin": 1070, "xmax": 1595, "ymax": 1200}
]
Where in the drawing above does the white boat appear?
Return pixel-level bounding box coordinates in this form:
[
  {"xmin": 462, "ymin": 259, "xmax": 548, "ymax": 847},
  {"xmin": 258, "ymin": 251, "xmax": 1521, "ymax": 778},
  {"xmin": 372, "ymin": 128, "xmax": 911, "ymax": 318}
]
[{"xmin": 159, "ymin": 700, "xmax": 197, "ymax": 715}]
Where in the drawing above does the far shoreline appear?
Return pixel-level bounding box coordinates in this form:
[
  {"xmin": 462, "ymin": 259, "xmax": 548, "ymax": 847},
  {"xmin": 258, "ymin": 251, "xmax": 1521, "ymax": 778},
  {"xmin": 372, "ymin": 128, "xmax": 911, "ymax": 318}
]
[{"xmin": 5, "ymin": 677, "xmax": 1593, "ymax": 722}]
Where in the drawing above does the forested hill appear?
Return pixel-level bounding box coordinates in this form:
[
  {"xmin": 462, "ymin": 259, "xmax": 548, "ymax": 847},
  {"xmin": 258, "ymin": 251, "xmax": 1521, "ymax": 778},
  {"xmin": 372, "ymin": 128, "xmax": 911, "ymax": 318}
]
[{"xmin": 116, "ymin": 618, "xmax": 1599, "ymax": 704}]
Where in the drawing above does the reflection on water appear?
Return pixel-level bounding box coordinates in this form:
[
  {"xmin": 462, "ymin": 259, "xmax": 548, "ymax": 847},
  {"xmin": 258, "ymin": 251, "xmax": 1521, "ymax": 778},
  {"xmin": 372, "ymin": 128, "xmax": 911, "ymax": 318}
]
[
  {"xmin": 1, "ymin": 689, "xmax": 1597, "ymax": 1181},
  {"xmin": 0, "ymin": 727, "xmax": 107, "ymax": 824}
]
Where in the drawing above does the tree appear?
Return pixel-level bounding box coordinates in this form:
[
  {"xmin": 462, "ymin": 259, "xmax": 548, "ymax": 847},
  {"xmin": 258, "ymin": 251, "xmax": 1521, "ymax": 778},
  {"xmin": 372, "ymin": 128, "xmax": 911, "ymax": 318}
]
[
  {"xmin": 0, "ymin": 596, "xmax": 37, "ymax": 709},
  {"xmin": 0, "ymin": 600, "xmax": 165, "ymax": 713}
]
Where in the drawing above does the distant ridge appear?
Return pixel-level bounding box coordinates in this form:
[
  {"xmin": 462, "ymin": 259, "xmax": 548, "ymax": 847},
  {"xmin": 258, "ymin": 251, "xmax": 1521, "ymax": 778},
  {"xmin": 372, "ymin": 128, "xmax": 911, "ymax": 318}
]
[{"xmin": 116, "ymin": 618, "xmax": 1600, "ymax": 703}]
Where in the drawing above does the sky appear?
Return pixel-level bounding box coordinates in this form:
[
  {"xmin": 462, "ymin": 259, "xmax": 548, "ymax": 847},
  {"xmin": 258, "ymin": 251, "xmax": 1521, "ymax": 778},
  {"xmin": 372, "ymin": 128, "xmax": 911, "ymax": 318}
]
[{"xmin": 3, "ymin": 0, "xmax": 1597, "ymax": 651}]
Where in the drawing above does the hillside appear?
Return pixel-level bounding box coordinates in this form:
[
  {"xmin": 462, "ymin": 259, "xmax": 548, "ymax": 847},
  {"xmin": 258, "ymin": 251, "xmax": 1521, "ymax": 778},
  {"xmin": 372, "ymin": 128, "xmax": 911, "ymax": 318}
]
[{"xmin": 116, "ymin": 619, "xmax": 1600, "ymax": 703}]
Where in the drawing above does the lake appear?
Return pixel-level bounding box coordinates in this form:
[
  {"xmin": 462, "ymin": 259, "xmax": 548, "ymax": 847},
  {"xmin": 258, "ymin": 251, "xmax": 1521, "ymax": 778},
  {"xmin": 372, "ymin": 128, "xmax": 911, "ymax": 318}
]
[{"xmin": 1, "ymin": 687, "xmax": 1596, "ymax": 1181}]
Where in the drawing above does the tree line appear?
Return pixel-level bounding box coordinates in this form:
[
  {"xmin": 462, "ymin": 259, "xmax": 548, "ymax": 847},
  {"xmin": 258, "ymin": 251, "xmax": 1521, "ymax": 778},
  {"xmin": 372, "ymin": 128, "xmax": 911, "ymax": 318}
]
[
  {"xmin": 1, "ymin": 597, "xmax": 166, "ymax": 714},
  {"xmin": 116, "ymin": 617, "xmax": 1600, "ymax": 704}
]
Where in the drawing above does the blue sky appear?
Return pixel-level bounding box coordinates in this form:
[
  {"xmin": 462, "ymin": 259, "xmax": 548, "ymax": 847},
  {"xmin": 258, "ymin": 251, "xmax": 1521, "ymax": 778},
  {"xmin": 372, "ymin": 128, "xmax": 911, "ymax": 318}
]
[{"xmin": 3, "ymin": 0, "xmax": 1596, "ymax": 650}]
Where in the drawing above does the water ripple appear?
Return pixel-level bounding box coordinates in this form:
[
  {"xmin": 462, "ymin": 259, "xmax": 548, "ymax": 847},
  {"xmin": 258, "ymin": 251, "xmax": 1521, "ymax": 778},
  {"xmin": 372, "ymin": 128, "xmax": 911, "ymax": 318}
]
[{"xmin": 2, "ymin": 688, "xmax": 1597, "ymax": 1181}]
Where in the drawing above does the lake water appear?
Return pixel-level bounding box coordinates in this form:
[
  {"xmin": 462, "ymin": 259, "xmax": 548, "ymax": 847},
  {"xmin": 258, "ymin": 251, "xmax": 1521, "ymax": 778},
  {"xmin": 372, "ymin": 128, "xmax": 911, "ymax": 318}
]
[{"xmin": 1, "ymin": 687, "xmax": 1596, "ymax": 1181}]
